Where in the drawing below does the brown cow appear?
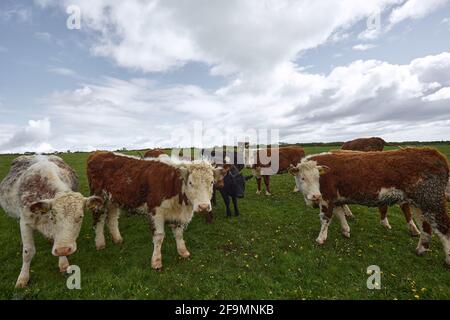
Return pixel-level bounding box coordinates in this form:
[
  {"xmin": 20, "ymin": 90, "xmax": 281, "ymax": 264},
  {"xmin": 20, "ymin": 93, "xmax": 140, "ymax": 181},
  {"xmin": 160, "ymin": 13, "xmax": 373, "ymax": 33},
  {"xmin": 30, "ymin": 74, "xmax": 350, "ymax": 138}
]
[
  {"xmin": 289, "ymin": 148, "xmax": 450, "ymax": 266},
  {"xmin": 340, "ymin": 139, "xmax": 420, "ymax": 236},
  {"xmin": 144, "ymin": 148, "xmax": 167, "ymax": 158},
  {"xmin": 250, "ymin": 146, "xmax": 305, "ymax": 195},
  {"xmin": 341, "ymin": 137, "xmax": 386, "ymax": 151},
  {"xmin": 87, "ymin": 151, "xmax": 226, "ymax": 269}
]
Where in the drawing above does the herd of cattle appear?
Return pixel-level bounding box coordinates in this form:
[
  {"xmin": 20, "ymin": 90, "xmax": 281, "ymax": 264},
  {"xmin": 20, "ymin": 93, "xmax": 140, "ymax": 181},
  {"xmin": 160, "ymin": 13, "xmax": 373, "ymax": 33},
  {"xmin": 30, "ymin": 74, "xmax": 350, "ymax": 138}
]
[{"xmin": 0, "ymin": 137, "xmax": 449, "ymax": 288}]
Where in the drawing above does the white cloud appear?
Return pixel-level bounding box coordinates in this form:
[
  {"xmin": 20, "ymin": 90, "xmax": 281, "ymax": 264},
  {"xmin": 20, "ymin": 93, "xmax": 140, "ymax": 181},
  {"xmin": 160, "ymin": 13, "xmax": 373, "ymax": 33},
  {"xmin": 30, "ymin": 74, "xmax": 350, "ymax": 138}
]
[
  {"xmin": 34, "ymin": 31, "xmax": 52, "ymax": 42},
  {"xmin": 48, "ymin": 67, "xmax": 79, "ymax": 77},
  {"xmin": 28, "ymin": 52, "xmax": 450, "ymax": 151},
  {"xmin": 423, "ymin": 87, "xmax": 450, "ymax": 101},
  {"xmin": 0, "ymin": 119, "xmax": 53, "ymax": 153},
  {"xmin": 0, "ymin": 5, "xmax": 32, "ymax": 23},
  {"xmin": 353, "ymin": 44, "xmax": 377, "ymax": 51},
  {"xmin": 39, "ymin": 0, "xmax": 403, "ymax": 75},
  {"xmin": 389, "ymin": 0, "xmax": 449, "ymax": 26}
]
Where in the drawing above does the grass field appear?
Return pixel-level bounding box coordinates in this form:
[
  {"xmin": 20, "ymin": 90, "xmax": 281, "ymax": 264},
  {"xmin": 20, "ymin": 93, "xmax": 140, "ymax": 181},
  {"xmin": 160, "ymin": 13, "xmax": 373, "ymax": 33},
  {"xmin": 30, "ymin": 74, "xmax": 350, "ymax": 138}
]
[{"xmin": 0, "ymin": 144, "xmax": 449, "ymax": 300}]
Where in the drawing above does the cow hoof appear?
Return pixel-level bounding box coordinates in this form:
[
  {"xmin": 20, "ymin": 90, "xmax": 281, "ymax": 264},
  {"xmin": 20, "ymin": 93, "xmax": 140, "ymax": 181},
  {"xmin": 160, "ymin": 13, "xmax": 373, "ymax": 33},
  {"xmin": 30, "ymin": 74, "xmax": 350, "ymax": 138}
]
[
  {"xmin": 266, "ymin": 192, "xmax": 272, "ymax": 196},
  {"xmin": 179, "ymin": 250, "xmax": 191, "ymax": 259},
  {"xmin": 151, "ymin": 259, "xmax": 163, "ymax": 270},
  {"xmin": 415, "ymin": 246, "xmax": 430, "ymax": 256},
  {"xmin": 59, "ymin": 263, "xmax": 70, "ymax": 273},
  {"xmin": 15, "ymin": 277, "xmax": 29, "ymax": 289},
  {"xmin": 408, "ymin": 224, "xmax": 421, "ymax": 237},
  {"xmin": 342, "ymin": 231, "xmax": 351, "ymax": 239},
  {"xmin": 112, "ymin": 237, "xmax": 123, "ymax": 245},
  {"xmin": 96, "ymin": 243, "xmax": 106, "ymax": 251},
  {"xmin": 315, "ymin": 238, "xmax": 325, "ymax": 245},
  {"xmin": 380, "ymin": 220, "xmax": 392, "ymax": 230},
  {"xmin": 256, "ymin": 190, "xmax": 261, "ymax": 195},
  {"xmin": 410, "ymin": 230, "xmax": 421, "ymax": 237}
]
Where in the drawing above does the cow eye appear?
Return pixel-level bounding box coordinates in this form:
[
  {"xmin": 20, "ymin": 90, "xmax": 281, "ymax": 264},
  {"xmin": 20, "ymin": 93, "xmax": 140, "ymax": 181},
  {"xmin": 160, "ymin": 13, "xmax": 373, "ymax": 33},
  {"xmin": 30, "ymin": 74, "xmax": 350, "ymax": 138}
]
[{"xmin": 189, "ymin": 181, "xmax": 193, "ymax": 186}]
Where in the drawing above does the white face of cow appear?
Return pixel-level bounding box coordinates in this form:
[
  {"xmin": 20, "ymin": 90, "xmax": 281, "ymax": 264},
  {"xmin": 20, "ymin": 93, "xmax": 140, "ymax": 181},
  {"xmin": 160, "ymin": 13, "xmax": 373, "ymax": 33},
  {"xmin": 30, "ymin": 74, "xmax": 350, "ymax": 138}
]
[
  {"xmin": 289, "ymin": 161, "xmax": 328, "ymax": 206},
  {"xmin": 180, "ymin": 163, "xmax": 224, "ymax": 213},
  {"xmin": 30, "ymin": 192, "xmax": 103, "ymax": 256}
]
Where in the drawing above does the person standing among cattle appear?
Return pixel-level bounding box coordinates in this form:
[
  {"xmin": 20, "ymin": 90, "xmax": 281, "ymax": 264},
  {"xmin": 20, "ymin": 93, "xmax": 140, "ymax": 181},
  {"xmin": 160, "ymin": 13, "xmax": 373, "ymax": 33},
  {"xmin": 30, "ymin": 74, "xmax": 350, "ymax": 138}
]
[
  {"xmin": 0, "ymin": 155, "xmax": 103, "ymax": 288},
  {"xmin": 340, "ymin": 137, "xmax": 420, "ymax": 236},
  {"xmin": 86, "ymin": 151, "xmax": 227, "ymax": 270},
  {"xmin": 289, "ymin": 148, "xmax": 450, "ymax": 266}
]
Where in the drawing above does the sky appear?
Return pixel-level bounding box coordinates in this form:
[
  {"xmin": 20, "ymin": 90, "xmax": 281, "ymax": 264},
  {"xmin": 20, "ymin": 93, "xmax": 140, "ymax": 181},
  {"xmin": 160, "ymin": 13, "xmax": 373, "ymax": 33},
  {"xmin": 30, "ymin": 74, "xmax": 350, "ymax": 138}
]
[{"xmin": 0, "ymin": 0, "xmax": 450, "ymax": 153}]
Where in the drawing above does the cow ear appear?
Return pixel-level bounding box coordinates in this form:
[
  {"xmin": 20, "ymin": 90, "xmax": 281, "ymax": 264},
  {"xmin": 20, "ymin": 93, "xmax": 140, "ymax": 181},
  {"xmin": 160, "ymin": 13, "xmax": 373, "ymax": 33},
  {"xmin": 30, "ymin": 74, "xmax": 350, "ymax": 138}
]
[
  {"xmin": 213, "ymin": 166, "xmax": 228, "ymax": 182},
  {"xmin": 288, "ymin": 165, "xmax": 299, "ymax": 176},
  {"xmin": 178, "ymin": 166, "xmax": 189, "ymax": 181},
  {"xmin": 30, "ymin": 200, "xmax": 53, "ymax": 214},
  {"xmin": 85, "ymin": 196, "xmax": 104, "ymax": 211},
  {"xmin": 318, "ymin": 165, "xmax": 330, "ymax": 175}
]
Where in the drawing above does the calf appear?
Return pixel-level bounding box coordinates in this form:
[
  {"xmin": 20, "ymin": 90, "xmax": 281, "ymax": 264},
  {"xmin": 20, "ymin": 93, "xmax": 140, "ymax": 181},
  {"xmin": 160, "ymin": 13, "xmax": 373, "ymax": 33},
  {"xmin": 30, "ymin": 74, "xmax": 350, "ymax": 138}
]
[
  {"xmin": 289, "ymin": 148, "xmax": 450, "ymax": 266},
  {"xmin": 340, "ymin": 140, "xmax": 420, "ymax": 236},
  {"xmin": 0, "ymin": 155, "xmax": 103, "ymax": 288},
  {"xmin": 341, "ymin": 137, "xmax": 386, "ymax": 151},
  {"xmin": 87, "ymin": 151, "xmax": 226, "ymax": 269},
  {"xmin": 212, "ymin": 165, "xmax": 252, "ymax": 218},
  {"xmin": 251, "ymin": 146, "xmax": 305, "ymax": 195}
]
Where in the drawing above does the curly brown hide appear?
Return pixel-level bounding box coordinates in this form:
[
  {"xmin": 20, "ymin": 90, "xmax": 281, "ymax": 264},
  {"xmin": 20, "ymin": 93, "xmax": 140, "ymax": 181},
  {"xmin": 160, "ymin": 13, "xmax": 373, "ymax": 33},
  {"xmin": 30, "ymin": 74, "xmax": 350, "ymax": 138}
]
[
  {"xmin": 87, "ymin": 151, "xmax": 186, "ymax": 214},
  {"xmin": 143, "ymin": 149, "xmax": 167, "ymax": 158},
  {"xmin": 341, "ymin": 137, "xmax": 386, "ymax": 151},
  {"xmin": 311, "ymin": 148, "xmax": 449, "ymax": 234},
  {"xmin": 254, "ymin": 146, "xmax": 305, "ymax": 174}
]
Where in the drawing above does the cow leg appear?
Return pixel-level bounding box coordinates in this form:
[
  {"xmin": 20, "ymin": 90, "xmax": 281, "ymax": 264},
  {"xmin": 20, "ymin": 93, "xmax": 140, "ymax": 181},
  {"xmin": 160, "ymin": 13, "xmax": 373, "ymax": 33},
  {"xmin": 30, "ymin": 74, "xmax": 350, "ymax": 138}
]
[
  {"xmin": 343, "ymin": 205, "xmax": 354, "ymax": 219},
  {"xmin": 171, "ymin": 224, "xmax": 190, "ymax": 259},
  {"xmin": 411, "ymin": 207, "xmax": 432, "ymax": 256},
  {"xmin": 94, "ymin": 211, "xmax": 107, "ymax": 250},
  {"xmin": 378, "ymin": 204, "xmax": 392, "ymax": 230},
  {"xmin": 400, "ymin": 203, "xmax": 420, "ymax": 236},
  {"xmin": 58, "ymin": 256, "xmax": 70, "ymax": 273},
  {"xmin": 231, "ymin": 197, "xmax": 240, "ymax": 216},
  {"xmin": 107, "ymin": 204, "xmax": 123, "ymax": 245},
  {"xmin": 151, "ymin": 214, "xmax": 165, "ymax": 270},
  {"xmin": 263, "ymin": 176, "xmax": 272, "ymax": 196},
  {"xmin": 16, "ymin": 220, "xmax": 35, "ymax": 288},
  {"xmin": 435, "ymin": 230, "xmax": 450, "ymax": 266},
  {"xmin": 334, "ymin": 206, "xmax": 350, "ymax": 238},
  {"xmin": 316, "ymin": 204, "xmax": 334, "ymax": 245}
]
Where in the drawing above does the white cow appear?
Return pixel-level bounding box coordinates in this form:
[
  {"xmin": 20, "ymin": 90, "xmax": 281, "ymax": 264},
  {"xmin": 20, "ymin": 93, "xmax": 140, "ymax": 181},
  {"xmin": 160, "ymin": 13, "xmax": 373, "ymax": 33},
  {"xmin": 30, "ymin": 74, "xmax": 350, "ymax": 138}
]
[{"xmin": 0, "ymin": 155, "xmax": 103, "ymax": 288}]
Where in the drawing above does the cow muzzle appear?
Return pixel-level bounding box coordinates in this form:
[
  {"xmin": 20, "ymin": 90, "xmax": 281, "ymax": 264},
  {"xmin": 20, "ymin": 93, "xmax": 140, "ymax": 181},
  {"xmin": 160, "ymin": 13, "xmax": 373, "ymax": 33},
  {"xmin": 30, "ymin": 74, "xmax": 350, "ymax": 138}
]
[
  {"xmin": 196, "ymin": 203, "xmax": 212, "ymax": 213},
  {"xmin": 52, "ymin": 245, "xmax": 76, "ymax": 257}
]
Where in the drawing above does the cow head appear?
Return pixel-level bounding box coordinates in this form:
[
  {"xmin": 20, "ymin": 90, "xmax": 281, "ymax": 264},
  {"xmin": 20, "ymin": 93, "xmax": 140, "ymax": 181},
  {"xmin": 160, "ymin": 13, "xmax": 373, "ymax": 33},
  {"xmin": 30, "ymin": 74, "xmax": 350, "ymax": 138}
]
[
  {"xmin": 223, "ymin": 165, "xmax": 253, "ymax": 198},
  {"xmin": 178, "ymin": 162, "xmax": 226, "ymax": 213},
  {"xmin": 29, "ymin": 191, "xmax": 104, "ymax": 256},
  {"xmin": 289, "ymin": 161, "xmax": 329, "ymax": 206}
]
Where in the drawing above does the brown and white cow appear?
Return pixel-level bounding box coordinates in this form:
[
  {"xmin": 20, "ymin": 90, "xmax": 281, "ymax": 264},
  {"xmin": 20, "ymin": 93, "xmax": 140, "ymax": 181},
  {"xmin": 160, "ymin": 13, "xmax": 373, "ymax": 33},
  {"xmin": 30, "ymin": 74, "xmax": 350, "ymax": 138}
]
[
  {"xmin": 86, "ymin": 151, "xmax": 226, "ymax": 270},
  {"xmin": 289, "ymin": 148, "xmax": 450, "ymax": 266},
  {"xmin": 341, "ymin": 137, "xmax": 386, "ymax": 151},
  {"xmin": 340, "ymin": 139, "xmax": 420, "ymax": 236},
  {"xmin": 249, "ymin": 146, "xmax": 305, "ymax": 195},
  {"xmin": 144, "ymin": 148, "xmax": 167, "ymax": 159},
  {"xmin": 0, "ymin": 155, "xmax": 103, "ymax": 288}
]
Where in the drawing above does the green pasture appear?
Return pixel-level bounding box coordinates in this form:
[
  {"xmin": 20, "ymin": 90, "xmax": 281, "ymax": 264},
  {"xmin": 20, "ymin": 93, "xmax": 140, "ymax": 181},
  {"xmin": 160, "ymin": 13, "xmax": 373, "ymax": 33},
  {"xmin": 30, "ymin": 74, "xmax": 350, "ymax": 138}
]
[{"xmin": 0, "ymin": 144, "xmax": 449, "ymax": 299}]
